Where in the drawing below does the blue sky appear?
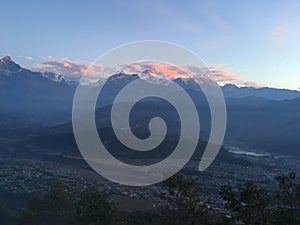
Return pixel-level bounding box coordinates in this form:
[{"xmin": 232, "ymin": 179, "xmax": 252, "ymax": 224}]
[{"xmin": 1, "ymin": 0, "xmax": 300, "ymax": 89}]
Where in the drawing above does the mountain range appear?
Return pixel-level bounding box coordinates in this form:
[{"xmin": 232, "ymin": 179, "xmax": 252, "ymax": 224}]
[
  {"xmin": 1, "ymin": 55, "xmax": 300, "ymax": 159},
  {"xmin": 2, "ymin": 56, "xmax": 300, "ymax": 110}
]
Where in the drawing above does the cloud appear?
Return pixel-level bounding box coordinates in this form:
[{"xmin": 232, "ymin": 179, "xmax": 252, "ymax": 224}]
[
  {"xmin": 32, "ymin": 57, "xmax": 116, "ymax": 78},
  {"xmin": 33, "ymin": 57, "xmax": 261, "ymax": 87},
  {"xmin": 237, "ymin": 81, "xmax": 263, "ymax": 87},
  {"xmin": 33, "ymin": 57, "xmax": 87, "ymax": 76},
  {"xmin": 269, "ymin": 3, "xmax": 300, "ymax": 49},
  {"xmin": 206, "ymin": 64, "xmax": 240, "ymax": 82},
  {"xmin": 123, "ymin": 62, "xmax": 239, "ymax": 82},
  {"xmin": 124, "ymin": 62, "xmax": 189, "ymax": 79},
  {"xmin": 270, "ymin": 24, "xmax": 288, "ymax": 47},
  {"xmin": 124, "ymin": 63, "xmax": 260, "ymax": 87},
  {"xmin": 18, "ymin": 55, "xmax": 33, "ymax": 61}
]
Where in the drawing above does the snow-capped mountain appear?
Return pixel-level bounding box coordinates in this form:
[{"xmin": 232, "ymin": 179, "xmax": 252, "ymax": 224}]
[
  {"xmin": 2, "ymin": 55, "xmax": 300, "ymax": 102},
  {"xmin": 41, "ymin": 71, "xmax": 66, "ymax": 83},
  {"xmin": 0, "ymin": 56, "xmax": 76, "ymax": 124},
  {"xmin": 138, "ymin": 69, "xmax": 171, "ymax": 85},
  {"xmin": 0, "ymin": 55, "xmax": 68, "ymax": 84},
  {"xmin": 0, "ymin": 55, "xmax": 22, "ymax": 73},
  {"xmin": 1, "ymin": 56, "xmax": 300, "ymax": 158}
]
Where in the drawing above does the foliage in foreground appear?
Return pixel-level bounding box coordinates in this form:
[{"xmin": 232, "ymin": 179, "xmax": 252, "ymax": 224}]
[
  {"xmin": 220, "ymin": 172, "xmax": 300, "ymax": 225},
  {"xmin": 17, "ymin": 181, "xmax": 117, "ymax": 225},
  {"xmin": 0, "ymin": 172, "xmax": 299, "ymax": 225}
]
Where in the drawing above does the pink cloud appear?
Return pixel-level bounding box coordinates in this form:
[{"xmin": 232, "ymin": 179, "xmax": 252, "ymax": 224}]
[
  {"xmin": 205, "ymin": 65, "xmax": 263, "ymax": 87},
  {"xmin": 18, "ymin": 55, "xmax": 33, "ymax": 61},
  {"xmin": 32, "ymin": 57, "xmax": 116, "ymax": 78},
  {"xmin": 206, "ymin": 65, "xmax": 240, "ymax": 82},
  {"xmin": 270, "ymin": 24, "xmax": 289, "ymax": 48},
  {"xmin": 124, "ymin": 62, "xmax": 188, "ymax": 79},
  {"xmin": 33, "ymin": 57, "xmax": 261, "ymax": 88},
  {"xmin": 124, "ymin": 63, "xmax": 260, "ymax": 87}
]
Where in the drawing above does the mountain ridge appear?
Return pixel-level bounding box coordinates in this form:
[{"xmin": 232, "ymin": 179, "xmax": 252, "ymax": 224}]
[
  {"xmin": 2, "ymin": 55, "xmax": 300, "ymax": 101},
  {"xmin": 0, "ymin": 56, "xmax": 300, "ymax": 158}
]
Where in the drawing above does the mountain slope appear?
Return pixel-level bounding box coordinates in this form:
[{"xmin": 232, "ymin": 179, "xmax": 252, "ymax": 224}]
[
  {"xmin": 0, "ymin": 56, "xmax": 76, "ymax": 125},
  {"xmin": 1, "ymin": 56, "xmax": 300, "ymax": 158},
  {"xmin": 222, "ymin": 84, "xmax": 300, "ymax": 100}
]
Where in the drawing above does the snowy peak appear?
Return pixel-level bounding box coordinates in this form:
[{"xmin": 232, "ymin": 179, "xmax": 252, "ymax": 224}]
[
  {"xmin": 0, "ymin": 55, "xmax": 22, "ymax": 73},
  {"xmin": 0, "ymin": 55, "xmax": 69, "ymax": 84},
  {"xmin": 102, "ymin": 71, "xmax": 217, "ymax": 90},
  {"xmin": 1, "ymin": 55, "xmax": 12, "ymax": 63},
  {"xmin": 41, "ymin": 71, "xmax": 66, "ymax": 83},
  {"xmin": 138, "ymin": 69, "xmax": 170, "ymax": 85},
  {"xmin": 108, "ymin": 72, "xmax": 139, "ymax": 82}
]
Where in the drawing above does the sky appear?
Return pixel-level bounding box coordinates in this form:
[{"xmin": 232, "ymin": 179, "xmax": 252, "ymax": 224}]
[{"xmin": 1, "ymin": 0, "xmax": 300, "ymax": 89}]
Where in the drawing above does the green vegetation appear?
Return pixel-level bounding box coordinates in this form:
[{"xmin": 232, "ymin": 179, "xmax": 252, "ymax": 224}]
[
  {"xmin": 17, "ymin": 181, "xmax": 117, "ymax": 225},
  {"xmin": 220, "ymin": 172, "xmax": 300, "ymax": 225},
  {"xmin": 157, "ymin": 174, "xmax": 209, "ymax": 225},
  {"xmin": 0, "ymin": 172, "xmax": 299, "ymax": 225}
]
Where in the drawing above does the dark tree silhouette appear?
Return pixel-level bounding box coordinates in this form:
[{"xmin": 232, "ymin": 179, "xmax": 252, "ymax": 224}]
[
  {"xmin": 76, "ymin": 188, "xmax": 117, "ymax": 225},
  {"xmin": 220, "ymin": 172, "xmax": 300, "ymax": 225},
  {"xmin": 17, "ymin": 180, "xmax": 118, "ymax": 225},
  {"xmin": 158, "ymin": 174, "xmax": 210, "ymax": 225}
]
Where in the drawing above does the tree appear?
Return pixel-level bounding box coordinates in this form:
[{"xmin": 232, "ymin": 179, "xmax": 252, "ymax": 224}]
[
  {"xmin": 220, "ymin": 172, "xmax": 300, "ymax": 225},
  {"xmin": 0, "ymin": 203, "xmax": 16, "ymax": 225},
  {"xmin": 273, "ymin": 172, "xmax": 300, "ymax": 224},
  {"xmin": 17, "ymin": 180, "xmax": 118, "ymax": 225},
  {"xmin": 220, "ymin": 182, "xmax": 272, "ymax": 225},
  {"xmin": 18, "ymin": 180, "xmax": 76, "ymax": 225},
  {"xmin": 76, "ymin": 188, "xmax": 117, "ymax": 225},
  {"xmin": 158, "ymin": 174, "xmax": 210, "ymax": 225}
]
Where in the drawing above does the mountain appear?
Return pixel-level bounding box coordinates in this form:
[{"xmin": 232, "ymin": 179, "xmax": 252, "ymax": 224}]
[
  {"xmin": 0, "ymin": 55, "xmax": 76, "ymax": 125},
  {"xmin": 1, "ymin": 55, "xmax": 300, "ymax": 112},
  {"xmin": 1, "ymin": 56, "xmax": 300, "ymax": 158},
  {"xmin": 222, "ymin": 84, "xmax": 300, "ymax": 100},
  {"xmin": 41, "ymin": 71, "xmax": 66, "ymax": 83},
  {"xmin": 0, "ymin": 55, "xmax": 22, "ymax": 72},
  {"xmin": 0, "ymin": 55, "xmax": 69, "ymax": 85},
  {"xmin": 102, "ymin": 70, "xmax": 300, "ymax": 101}
]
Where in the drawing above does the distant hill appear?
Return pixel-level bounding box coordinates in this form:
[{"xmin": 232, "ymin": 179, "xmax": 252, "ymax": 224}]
[{"xmin": 222, "ymin": 84, "xmax": 300, "ymax": 100}]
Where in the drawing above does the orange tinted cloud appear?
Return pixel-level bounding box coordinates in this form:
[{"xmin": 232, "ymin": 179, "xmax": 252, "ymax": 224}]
[
  {"xmin": 33, "ymin": 57, "xmax": 261, "ymax": 87},
  {"xmin": 124, "ymin": 62, "xmax": 188, "ymax": 79},
  {"xmin": 32, "ymin": 57, "xmax": 116, "ymax": 78},
  {"xmin": 205, "ymin": 64, "xmax": 262, "ymax": 87},
  {"xmin": 207, "ymin": 65, "xmax": 240, "ymax": 82},
  {"xmin": 124, "ymin": 62, "xmax": 242, "ymax": 83}
]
